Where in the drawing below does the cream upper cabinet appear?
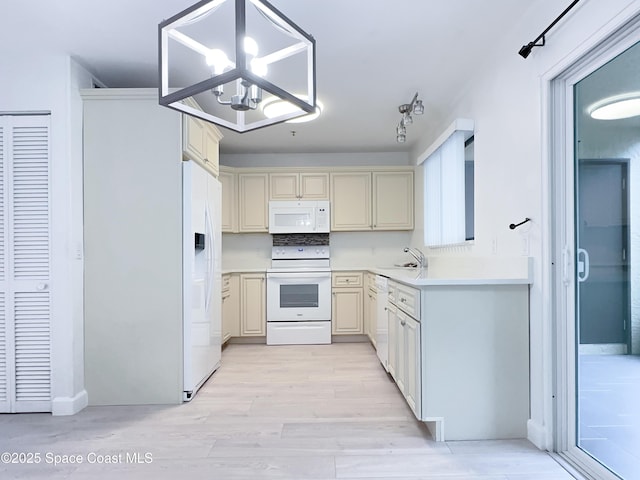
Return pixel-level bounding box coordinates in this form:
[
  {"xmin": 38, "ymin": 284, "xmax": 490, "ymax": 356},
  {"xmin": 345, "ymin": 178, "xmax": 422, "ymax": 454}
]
[
  {"xmin": 238, "ymin": 173, "xmax": 269, "ymax": 232},
  {"xmin": 269, "ymin": 172, "xmax": 329, "ymax": 200},
  {"xmin": 182, "ymin": 114, "xmax": 205, "ymax": 162},
  {"xmin": 373, "ymin": 171, "xmax": 414, "ymax": 230},
  {"xmin": 220, "ymin": 168, "xmax": 237, "ymax": 233},
  {"xmin": 202, "ymin": 125, "xmax": 222, "ymax": 177},
  {"xmin": 330, "ymin": 172, "xmax": 372, "ymax": 230},
  {"xmin": 240, "ymin": 273, "xmax": 266, "ymax": 336}
]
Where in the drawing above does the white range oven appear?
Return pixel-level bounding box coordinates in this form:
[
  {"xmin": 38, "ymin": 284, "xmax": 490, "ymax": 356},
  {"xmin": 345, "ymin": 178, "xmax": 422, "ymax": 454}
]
[{"xmin": 266, "ymin": 246, "xmax": 331, "ymax": 345}]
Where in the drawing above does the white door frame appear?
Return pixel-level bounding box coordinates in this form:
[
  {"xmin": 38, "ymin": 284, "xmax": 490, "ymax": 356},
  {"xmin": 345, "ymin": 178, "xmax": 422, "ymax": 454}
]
[{"xmin": 549, "ymin": 14, "xmax": 640, "ymax": 480}]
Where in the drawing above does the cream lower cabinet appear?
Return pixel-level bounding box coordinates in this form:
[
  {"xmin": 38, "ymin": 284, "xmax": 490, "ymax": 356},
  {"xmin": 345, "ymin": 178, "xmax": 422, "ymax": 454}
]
[
  {"xmin": 220, "ymin": 168, "xmax": 237, "ymax": 233},
  {"xmin": 331, "ymin": 272, "xmax": 364, "ymax": 335},
  {"xmin": 365, "ymin": 273, "xmax": 377, "ymax": 346},
  {"xmin": 222, "ymin": 274, "xmax": 240, "ymax": 343},
  {"xmin": 238, "ymin": 173, "xmax": 269, "ymax": 232},
  {"xmin": 395, "ymin": 309, "xmax": 421, "ymax": 418},
  {"xmin": 387, "ymin": 303, "xmax": 398, "ymax": 379},
  {"xmin": 402, "ymin": 313, "xmax": 421, "ymax": 416},
  {"xmin": 240, "ymin": 273, "xmax": 266, "ymax": 336},
  {"xmin": 269, "ymin": 172, "xmax": 329, "ymax": 200}
]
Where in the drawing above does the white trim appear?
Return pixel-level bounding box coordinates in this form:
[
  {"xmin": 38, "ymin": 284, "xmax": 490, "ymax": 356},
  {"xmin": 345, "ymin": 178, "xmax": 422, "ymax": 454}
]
[
  {"xmin": 51, "ymin": 390, "xmax": 88, "ymax": 416},
  {"xmin": 415, "ymin": 118, "xmax": 474, "ymax": 166},
  {"xmin": 527, "ymin": 419, "xmax": 548, "ymax": 450}
]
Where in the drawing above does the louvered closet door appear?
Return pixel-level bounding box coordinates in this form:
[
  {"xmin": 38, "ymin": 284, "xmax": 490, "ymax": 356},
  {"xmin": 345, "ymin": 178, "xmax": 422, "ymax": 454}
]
[{"xmin": 0, "ymin": 115, "xmax": 51, "ymax": 413}]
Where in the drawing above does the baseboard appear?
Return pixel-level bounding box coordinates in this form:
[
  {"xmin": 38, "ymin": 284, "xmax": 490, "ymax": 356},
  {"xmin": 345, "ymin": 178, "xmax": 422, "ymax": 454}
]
[
  {"xmin": 331, "ymin": 335, "xmax": 369, "ymax": 343},
  {"xmin": 527, "ymin": 418, "xmax": 549, "ymax": 450},
  {"xmin": 52, "ymin": 390, "xmax": 88, "ymax": 416},
  {"xmin": 578, "ymin": 343, "xmax": 627, "ymax": 355},
  {"xmin": 227, "ymin": 336, "xmax": 266, "ymax": 344}
]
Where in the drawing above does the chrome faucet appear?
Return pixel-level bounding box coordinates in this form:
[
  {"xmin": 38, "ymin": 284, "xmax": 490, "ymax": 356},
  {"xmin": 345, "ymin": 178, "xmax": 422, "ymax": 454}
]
[{"xmin": 403, "ymin": 247, "xmax": 427, "ymax": 268}]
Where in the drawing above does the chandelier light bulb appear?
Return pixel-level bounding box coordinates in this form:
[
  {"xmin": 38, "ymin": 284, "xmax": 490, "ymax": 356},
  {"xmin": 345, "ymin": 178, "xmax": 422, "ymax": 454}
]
[
  {"xmin": 244, "ymin": 36, "xmax": 259, "ymax": 57},
  {"xmin": 413, "ymin": 100, "xmax": 424, "ymax": 115},
  {"xmin": 396, "ymin": 124, "xmax": 406, "ymax": 135},
  {"xmin": 251, "ymin": 58, "xmax": 268, "ymax": 77},
  {"xmin": 403, "ymin": 113, "xmax": 413, "ymax": 125},
  {"xmin": 206, "ymin": 49, "xmax": 231, "ymax": 74},
  {"xmin": 397, "ymin": 134, "xmax": 406, "ymax": 143}
]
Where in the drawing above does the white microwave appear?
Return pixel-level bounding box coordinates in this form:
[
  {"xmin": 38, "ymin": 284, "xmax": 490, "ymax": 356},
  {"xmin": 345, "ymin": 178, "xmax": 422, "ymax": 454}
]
[{"xmin": 268, "ymin": 200, "xmax": 330, "ymax": 234}]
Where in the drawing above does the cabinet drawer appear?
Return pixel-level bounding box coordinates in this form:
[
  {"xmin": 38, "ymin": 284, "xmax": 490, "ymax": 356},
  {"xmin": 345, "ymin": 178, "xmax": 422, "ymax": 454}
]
[
  {"xmin": 366, "ymin": 272, "xmax": 377, "ymax": 291},
  {"xmin": 222, "ymin": 274, "xmax": 231, "ymax": 292},
  {"xmin": 332, "ymin": 272, "xmax": 363, "ymax": 287},
  {"xmin": 396, "ymin": 284, "xmax": 420, "ymax": 319}
]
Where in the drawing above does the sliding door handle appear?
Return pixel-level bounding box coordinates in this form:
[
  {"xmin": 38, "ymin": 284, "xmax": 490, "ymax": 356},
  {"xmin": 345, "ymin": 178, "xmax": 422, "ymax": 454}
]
[{"xmin": 577, "ymin": 248, "xmax": 590, "ymax": 283}]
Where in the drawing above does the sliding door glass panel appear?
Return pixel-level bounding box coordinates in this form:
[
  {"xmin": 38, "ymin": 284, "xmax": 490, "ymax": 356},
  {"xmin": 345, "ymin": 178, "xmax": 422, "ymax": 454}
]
[{"xmin": 574, "ymin": 40, "xmax": 640, "ymax": 480}]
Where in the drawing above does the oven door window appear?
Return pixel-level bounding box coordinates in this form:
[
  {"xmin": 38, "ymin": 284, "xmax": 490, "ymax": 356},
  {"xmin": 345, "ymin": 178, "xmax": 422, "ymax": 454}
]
[{"xmin": 280, "ymin": 284, "xmax": 319, "ymax": 308}]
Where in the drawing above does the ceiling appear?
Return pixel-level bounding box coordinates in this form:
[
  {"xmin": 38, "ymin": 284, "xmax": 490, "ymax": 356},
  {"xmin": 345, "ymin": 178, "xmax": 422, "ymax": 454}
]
[{"xmin": 7, "ymin": 1, "xmax": 546, "ymax": 154}]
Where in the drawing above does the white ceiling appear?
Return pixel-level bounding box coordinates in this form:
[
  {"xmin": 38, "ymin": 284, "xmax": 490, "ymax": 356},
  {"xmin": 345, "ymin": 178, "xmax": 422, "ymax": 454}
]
[{"xmin": 7, "ymin": 1, "xmax": 550, "ymax": 154}]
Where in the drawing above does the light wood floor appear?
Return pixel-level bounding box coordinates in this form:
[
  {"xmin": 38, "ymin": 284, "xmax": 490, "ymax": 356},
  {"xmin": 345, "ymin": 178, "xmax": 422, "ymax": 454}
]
[{"xmin": 0, "ymin": 342, "xmax": 576, "ymax": 479}]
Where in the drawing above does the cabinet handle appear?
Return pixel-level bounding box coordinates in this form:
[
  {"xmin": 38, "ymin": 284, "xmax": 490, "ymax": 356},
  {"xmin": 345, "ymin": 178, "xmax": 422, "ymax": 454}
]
[
  {"xmin": 401, "ymin": 320, "xmax": 406, "ymax": 326},
  {"xmin": 345, "ymin": 279, "xmax": 350, "ymax": 282},
  {"xmin": 384, "ymin": 307, "xmax": 388, "ymax": 311},
  {"xmin": 204, "ymin": 157, "xmax": 209, "ymax": 163},
  {"xmin": 400, "ymin": 298, "xmax": 406, "ymax": 303}
]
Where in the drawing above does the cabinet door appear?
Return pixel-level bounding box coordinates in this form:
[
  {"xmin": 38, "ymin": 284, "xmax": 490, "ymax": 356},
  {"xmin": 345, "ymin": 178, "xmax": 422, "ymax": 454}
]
[
  {"xmin": 396, "ymin": 311, "xmax": 408, "ymax": 395},
  {"xmin": 300, "ymin": 173, "xmax": 329, "ymax": 199},
  {"xmin": 331, "ymin": 288, "xmax": 363, "ymax": 334},
  {"xmin": 238, "ymin": 173, "xmax": 269, "ymax": 232},
  {"xmin": 387, "ymin": 304, "xmax": 398, "ymax": 380},
  {"xmin": 202, "ymin": 126, "xmax": 220, "ymax": 177},
  {"xmin": 240, "ymin": 274, "xmax": 265, "ymax": 336},
  {"xmin": 373, "ymin": 171, "xmax": 414, "ymax": 230},
  {"xmin": 220, "ymin": 170, "xmax": 237, "ymax": 233},
  {"xmin": 404, "ymin": 315, "xmax": 421, "ymax": 418},
  {"xmin": 269, "ymin": 173, "xmax": 299, "ymax": 200},
  {"xmin": 330, "ymin": 172, "xmax": 371, "ymax": 231},
  {"xmin": 367, "ymin": 289, "xmax": 377, "ymax": 347},
  {"xmin": 182, "ymin": 115, "xmax": 205, "ymax": 162},
  {"xmin": 222, "ymin": 274, "xmax": 240, "ymax": 342}
]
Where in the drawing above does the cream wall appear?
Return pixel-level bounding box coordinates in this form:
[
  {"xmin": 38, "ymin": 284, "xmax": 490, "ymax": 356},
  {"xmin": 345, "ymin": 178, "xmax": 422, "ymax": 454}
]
[
  {"xmin": 0, "ymin": 50, "xmax": 96, "ymax": 414},
  {"xmin": 405, "ymin": 0, "xmax": 640, "ymax": 449}
]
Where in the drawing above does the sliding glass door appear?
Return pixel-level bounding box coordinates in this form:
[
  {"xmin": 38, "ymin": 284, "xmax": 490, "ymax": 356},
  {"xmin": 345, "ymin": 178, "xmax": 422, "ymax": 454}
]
[{"xmin": 557, "ymin": 35, "xmax": 640, "ymax": 480}]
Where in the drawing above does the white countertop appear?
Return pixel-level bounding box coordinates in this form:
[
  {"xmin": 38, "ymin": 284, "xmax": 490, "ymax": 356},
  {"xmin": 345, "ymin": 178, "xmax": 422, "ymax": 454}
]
[{"xmin": 223, "ymin": 257, "xmax": 533, "ymax": 286}]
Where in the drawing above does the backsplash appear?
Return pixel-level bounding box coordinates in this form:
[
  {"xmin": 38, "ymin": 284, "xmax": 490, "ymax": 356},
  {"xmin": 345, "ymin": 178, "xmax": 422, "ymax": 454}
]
[{"xmin": 272, "ymin": 233, "xmax": 330, "ymax": 246}]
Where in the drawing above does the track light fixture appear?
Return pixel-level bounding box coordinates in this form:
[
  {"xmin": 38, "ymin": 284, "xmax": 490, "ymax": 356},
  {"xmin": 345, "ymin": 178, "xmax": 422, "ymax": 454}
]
[{"xmin": 396, "ymin": 92, "xmax": 424, "ymax": 143}]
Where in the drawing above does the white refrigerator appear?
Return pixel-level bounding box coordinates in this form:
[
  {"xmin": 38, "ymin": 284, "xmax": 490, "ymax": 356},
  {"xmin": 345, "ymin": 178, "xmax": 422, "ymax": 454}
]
[{"xmin": 182, "ymin": 160, "xmax": 222, "ymax": 401}]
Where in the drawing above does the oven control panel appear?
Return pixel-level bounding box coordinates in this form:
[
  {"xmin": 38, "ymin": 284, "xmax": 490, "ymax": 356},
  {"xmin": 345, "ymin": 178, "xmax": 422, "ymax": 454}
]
[{"xmin": 272, "ymin": 246, "xmax": 330, "ymax": 260}]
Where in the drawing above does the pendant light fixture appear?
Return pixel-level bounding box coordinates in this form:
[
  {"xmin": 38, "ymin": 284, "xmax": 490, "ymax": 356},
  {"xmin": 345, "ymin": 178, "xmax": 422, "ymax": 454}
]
[{"xmin": 159, "ymin": 0, "xmax": 316, "ymax": 133}]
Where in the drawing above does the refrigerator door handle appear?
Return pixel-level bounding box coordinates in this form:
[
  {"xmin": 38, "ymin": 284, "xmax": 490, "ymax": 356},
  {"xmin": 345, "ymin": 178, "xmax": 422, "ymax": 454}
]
[{"xmin": 204, "ymin": 204, "xmax": 214, "ymax": 312}]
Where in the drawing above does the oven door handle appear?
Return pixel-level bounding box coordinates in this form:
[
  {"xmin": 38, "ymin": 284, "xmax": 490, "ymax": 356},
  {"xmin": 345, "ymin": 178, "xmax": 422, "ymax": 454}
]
[{"xmin": 267, "ymin": 272, "xmax": 331, "ymax": 279}]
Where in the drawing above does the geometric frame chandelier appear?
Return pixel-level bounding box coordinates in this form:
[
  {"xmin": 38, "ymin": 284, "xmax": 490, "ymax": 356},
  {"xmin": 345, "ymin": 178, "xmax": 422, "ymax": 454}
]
[{"xmin": 159, "ymin": 0, "xmax": 316, "ymax": 133}]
